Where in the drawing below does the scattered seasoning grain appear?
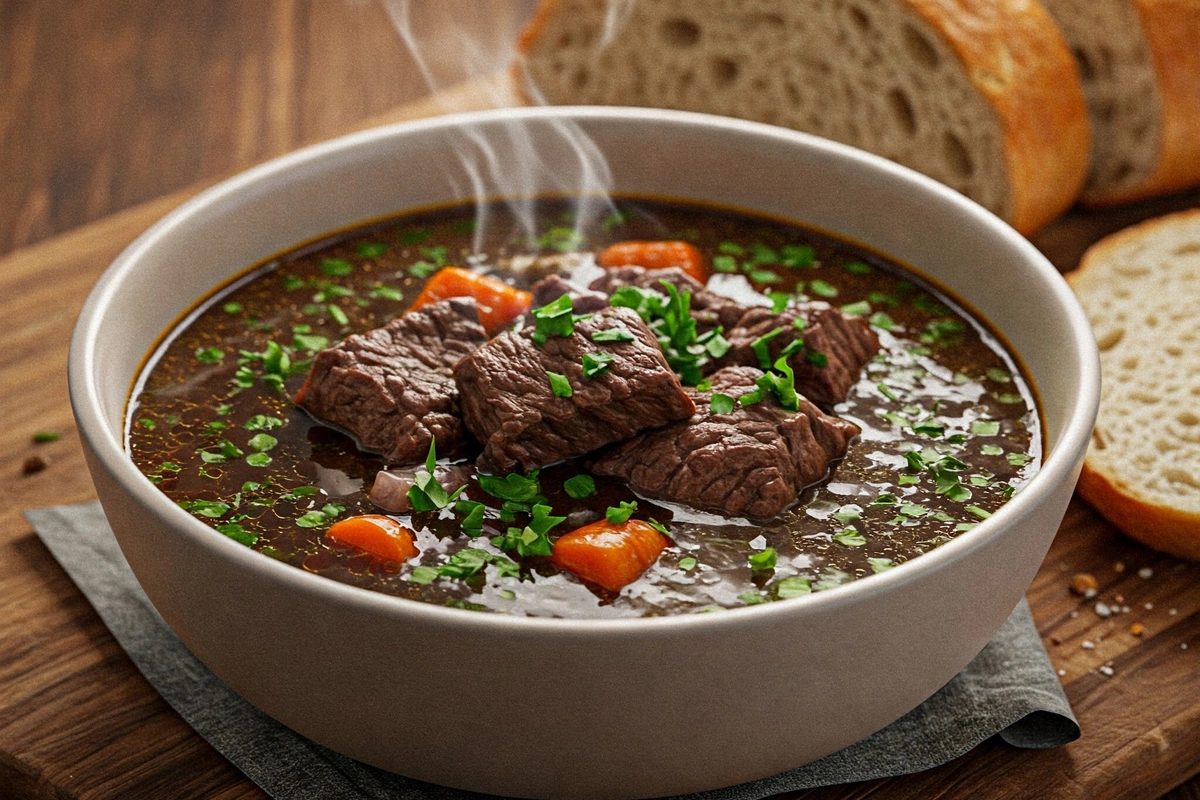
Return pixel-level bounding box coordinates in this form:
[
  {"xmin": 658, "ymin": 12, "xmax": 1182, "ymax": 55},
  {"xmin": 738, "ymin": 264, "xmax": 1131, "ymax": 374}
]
[
  {"xmin": 1057, "ymin": 669, "xmax": 1066, "ymax": 677},
  {"xmin": 1183, "ymin": 643, "xmax": 1189, "ymax": 651},
  {"xmin": 32, "ymin": 431, "xmax": 60, "ymax": 443},
  {"xmin": 1169, "ymin": 608, "xmax": 1178, "ymax": 616},
  {"xmin": 22, "ymin": 455, "xmax": 47, "ymax": 475},
  {"xmin": 1138, "ymin": 567, "xmax": 1153, "ymax": 579},
  {"xmin": 1081, "ymin": 640, "xmax": 1095, "ymax": 650},
  {"xmin": 1070, "ymin": 611, "xmax": 1079, "ymax": 619},
  {"xmin": 1130, "ymin": 623, "xmax": 1145, "ymax": 636},
  {"xmin": 1099, "ymin": 666, "xmax": 1114, "ymax": 677},
  {"xmin": 1145, "ymin": 602, "xmax": 1154, "ymax": 611},
  {"xmin": 1070, "ymin": 573, "xmax": 1099, "ymax": 595},
  {"xmin": 1114, "ymin": 561, "xmax": 1126, "ymax": 573},
  {"xmin": 1084, "ymin": 588, "xmax": 1098, "ymax": 599},
  {"xmin": 1095, "ymin": 602, "xmax": 1112, "ymax": 618},
  {"xmin": 1114, "ymin": 594, "xmax": 1125, "ymax": 603},
  {"xmin": 1122, "ymin": 605, "xmax": 1131, "ymax": 614}
]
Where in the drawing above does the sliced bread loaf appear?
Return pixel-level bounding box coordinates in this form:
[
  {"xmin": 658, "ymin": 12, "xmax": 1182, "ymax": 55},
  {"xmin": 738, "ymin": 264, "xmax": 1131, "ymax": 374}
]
[
  {"xmin": 516, "ymin": 0, "xmax": 1091, "ymax": 234},
  {"xmin": 1069, "ymin": 209, "xmax": 1200, "ymax": 560},
  {"xmin": 1041, "ymin": 0, "xmax": 1200, "ymax": 206}
]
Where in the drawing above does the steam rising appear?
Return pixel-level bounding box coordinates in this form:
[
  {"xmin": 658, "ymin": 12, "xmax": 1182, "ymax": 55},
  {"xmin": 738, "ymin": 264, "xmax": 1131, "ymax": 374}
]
[{"xmin": 379, "ymin": 0, "xmax": 621, "ymax": 253}]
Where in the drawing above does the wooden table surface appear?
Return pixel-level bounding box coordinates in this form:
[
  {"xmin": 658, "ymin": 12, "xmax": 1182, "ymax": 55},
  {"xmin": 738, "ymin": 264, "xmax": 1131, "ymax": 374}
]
[{"xmin": 2, "ymin": 3, "xmax": 1199, "ymax": 799}]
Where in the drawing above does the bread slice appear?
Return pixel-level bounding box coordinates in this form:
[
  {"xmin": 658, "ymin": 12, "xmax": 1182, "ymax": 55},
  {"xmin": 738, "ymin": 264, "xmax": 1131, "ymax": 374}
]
[
  {"xmin": 1068, "ymin": 209, "xmax": 1200, "ymax": 560},
  {"xmin": 1041, "ymin": 0, "xmax": 1200, "ymax": 206},
  {"xmin": 516, "ymin": 0, "xmax": 1091, "ymax": 234}
]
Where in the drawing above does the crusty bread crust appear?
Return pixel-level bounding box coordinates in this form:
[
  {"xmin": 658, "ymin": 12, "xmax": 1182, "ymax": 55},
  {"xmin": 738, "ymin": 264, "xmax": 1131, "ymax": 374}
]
[
  {"xmin": 1068, "ymin": 208, "xmax": 1200, "ymax": 560},
  {"xmin": 1077, "ymin": 461, "xmax": 1200, "ymax": 560},
  {"xmin": 1084, "ymin": 1, "xmax": 1200, "ymax": 206},
  {"xmin": 515, "ymin": 0, "xmax": 1090, "ymax": 235},
  {"xmin": 906, "ymin": 0, "xmax": 1090, "ymax": 233}
]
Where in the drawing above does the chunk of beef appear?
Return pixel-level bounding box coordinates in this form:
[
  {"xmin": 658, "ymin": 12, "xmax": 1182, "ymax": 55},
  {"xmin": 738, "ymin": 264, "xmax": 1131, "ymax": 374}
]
[
  {"xmin": 588, "ymin": 266, "xmax": 745, "ymax": 333},
  {"xmin": 717, "ymin": 303, "xmax": 880, "ymax": 407},
  {"xmin": 529, "ymin": 274, "xmax": 610, "ymax": 315},
  {"xmin": 454, "ymin": 306, "xmax": 695, "ymax": 473},
  {"xmin": 295, "ymin": 297, "xmax": 488, "ymax": 464},
  {"xmin": 592, "ymin": 366, "xmax": 860, "ymax": 519}
]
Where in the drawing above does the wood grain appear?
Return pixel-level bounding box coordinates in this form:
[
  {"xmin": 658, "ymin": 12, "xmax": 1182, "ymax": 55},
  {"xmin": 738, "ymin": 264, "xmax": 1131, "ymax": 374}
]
[{"xmin": 1, "ymin": 4, "xmax": 1199, "ymax": 799}]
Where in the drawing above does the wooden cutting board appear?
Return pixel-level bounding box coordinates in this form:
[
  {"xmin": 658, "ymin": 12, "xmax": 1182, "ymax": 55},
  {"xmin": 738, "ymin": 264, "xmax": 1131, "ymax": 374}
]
[{"xmin": 1, "ymin": 82, "xmax": 1199, "ymax": 800}]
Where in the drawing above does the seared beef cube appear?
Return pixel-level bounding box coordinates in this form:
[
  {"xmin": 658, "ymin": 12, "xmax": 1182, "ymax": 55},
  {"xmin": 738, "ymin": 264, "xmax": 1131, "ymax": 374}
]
[
  {"xmin": 592, "ymin": 366, "xmax": 860, "ymax": 519},
  {"xmin": 295, "ymin": 297, "xmax": 488, "ymax": 464},
  {"xmin": 718, "ymin": 304, "xmax": 880, "ymax": 407},
  {"xmin": 529, "ymin": 274, "xmax": 610, "ymax": 315},
  {"xmin": 454, "ymin": 306, "xmax": 695, "ymax": 473},
  {"xmin": 589, "ymin": 266, "xmax": 745, "ymax": 333}
]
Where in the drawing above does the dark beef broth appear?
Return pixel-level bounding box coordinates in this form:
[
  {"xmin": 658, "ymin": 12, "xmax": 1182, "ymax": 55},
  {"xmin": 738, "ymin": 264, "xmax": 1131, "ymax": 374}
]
[{"xmin": 128, "ymin": 197, "xmax": 1040, "ymax": 618}]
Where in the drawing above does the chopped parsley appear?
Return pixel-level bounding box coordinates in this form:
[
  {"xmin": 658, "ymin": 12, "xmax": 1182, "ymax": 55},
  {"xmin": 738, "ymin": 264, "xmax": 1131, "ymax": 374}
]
[
  {"xmin": 320, "ymin": 258, "xmax": 353, "ymax": 277},
  {"xmin": 832, "ymin": 528, "xmax": 866, "ymax": 547},
  {"xmin": 606, "ymin": 500, "xmax": 638, "ymax": 525},
  {"xmin": 591, "ymin": 325, "xmax": 635, "ymax": 343},
  {"xmin": 492, "ymin": 503, "xmax": 565, "ymax": 557},
  {"xmin": 775, "ymin": 576, "xmax": 811, "ymax": 598},
  {"xmin": 710, "ymin": 393, "xmax": 735, "ymax": 415},
  {"xmin": 407, "ymin": 439, "xmax": 465, "ymax": 511},
  {"xmin": 748, "ymin": 547, "xmax": 777, "ymax": 572},
  {"xmin": 531, "ymin": 294, "xmax": 576, "ymax": 345},
  {"xmin": 581, "ymin": 352, "xmax": 614, "ymax": 379},
  {"xmin": 563, "ymin": 474, "xmax": 597, "ymax": 499},
  {"xmin": 546, "ymin": 371, "xmax": 573, "ymax": 397}
]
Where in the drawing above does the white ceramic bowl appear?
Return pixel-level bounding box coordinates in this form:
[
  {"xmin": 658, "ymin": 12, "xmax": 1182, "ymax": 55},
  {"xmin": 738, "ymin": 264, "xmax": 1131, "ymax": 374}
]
[{"xmin": 70, "ymin": 107, "xmax": 1099, "ymax": 799}]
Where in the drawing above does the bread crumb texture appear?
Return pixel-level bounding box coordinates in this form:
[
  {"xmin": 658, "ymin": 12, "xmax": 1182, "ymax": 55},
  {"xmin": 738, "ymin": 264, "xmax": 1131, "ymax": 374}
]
[
  {"xmin": 1071, "ymin": 209, "xmax": 1200, "ymax": 559},
  {"xmin": 518, "ymin": 0, "xmax": 1089, "ymax": 233}
]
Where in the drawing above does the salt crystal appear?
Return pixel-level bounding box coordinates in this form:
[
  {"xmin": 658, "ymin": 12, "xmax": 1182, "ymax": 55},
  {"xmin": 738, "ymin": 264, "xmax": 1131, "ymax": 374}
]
[
  {"xmin": 1070, "ymin": 611, "xmax": 1079, "ymax": 619},
  {"xmin": 1099, "ymin": 666, "xmax": 1114, "ymax": 677},
  {"xmin": 1094, "ymin": 602, "xmax": 1112, "ymax": 618},
  {"xmin": 1057, "ymin": 669, "xmax": 1066, "ymax": 677},
  {"xmin": 1170, "ymin": 608, "xmax": 1178, "ymax": 616},
  {"xmin": 1183, "ymin": 643, "xmax": 1189, "ymax": 651},
  {"xmin": 748, "ymin": 535, "xmax": 767, "ymax": 550},
  {"xmin": 1082, "ymin": 640, "xmax": 1095, "ymax": 650},
  {"xmin": 1084, "ymin": 588, "xmax": 1098, "ymax": 599},
  {"xmin": 1122, "ymin": 606, "xmax": 1131, "ymax": 614},
  {"xmin": 1145, "ymin": 602, "xmax": 1154, "ymax": 611},
  {"xmin": 1138, "ymin": 567, "xmax": 1153, "ymax": 579}
]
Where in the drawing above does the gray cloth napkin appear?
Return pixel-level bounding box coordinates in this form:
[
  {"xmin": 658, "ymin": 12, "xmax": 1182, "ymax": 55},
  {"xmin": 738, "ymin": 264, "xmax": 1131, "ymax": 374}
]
[{"xmin": 27, "ymin": 502, "xmax": 1079, "ymax": 800}]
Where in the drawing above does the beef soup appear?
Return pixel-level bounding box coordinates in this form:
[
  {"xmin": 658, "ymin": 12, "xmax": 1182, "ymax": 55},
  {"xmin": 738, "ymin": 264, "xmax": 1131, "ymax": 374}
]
[{"xmin": 128, "ymin": 197, "xmax": 1040, "ymax": 618}]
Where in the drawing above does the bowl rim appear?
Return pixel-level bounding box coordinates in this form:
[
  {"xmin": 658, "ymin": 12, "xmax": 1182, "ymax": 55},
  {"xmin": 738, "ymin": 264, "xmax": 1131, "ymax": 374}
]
[{"xmin": 69, "ymin": 104, "xmax": 1100, "ymax": 636}]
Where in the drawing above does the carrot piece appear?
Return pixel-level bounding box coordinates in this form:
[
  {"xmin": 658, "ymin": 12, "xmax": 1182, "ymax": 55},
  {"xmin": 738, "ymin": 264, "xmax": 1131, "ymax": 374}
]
[
  {"xmin": 326, "ymin": 514, "xmax": 418, "ymax": 563},
  {"xmin": 596, "ymin": 240, "xmax": 708, "ymax": 283},
  {"xmin": 409, "ymin": 266, "xmax": 532, "ymax": 335},
  {"xmin": 551, "ymin": 519, "xmax": 668, "ymax": 592}
]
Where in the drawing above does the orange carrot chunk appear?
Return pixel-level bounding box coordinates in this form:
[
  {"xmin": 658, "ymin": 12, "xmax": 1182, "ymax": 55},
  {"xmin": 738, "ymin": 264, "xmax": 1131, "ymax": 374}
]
[
  {"xmin": 326, "ymin": 514, "xmax": 418, "ymax": 563},
  {"xmin": 596, "ymin": 240, "xmax": 708, "ymax": 283},
  {"xmin": 551, "ymin": 519, "xmax": 668, "ymax": 592},
  {"xmin": 409, "ymin": 266, "xmax": 532, "ymax": 335}
]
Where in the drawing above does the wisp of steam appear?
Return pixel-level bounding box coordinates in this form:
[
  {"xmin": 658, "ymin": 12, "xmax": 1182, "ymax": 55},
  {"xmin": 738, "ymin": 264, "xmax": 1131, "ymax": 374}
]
[{"xmin": 379, "ymin": 0, "xmax": 634, "ymax": 255}]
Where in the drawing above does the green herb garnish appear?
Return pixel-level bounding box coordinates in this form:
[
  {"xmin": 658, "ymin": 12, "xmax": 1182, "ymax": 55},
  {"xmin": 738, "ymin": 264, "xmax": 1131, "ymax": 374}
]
[
  {"xmin": 531, "ymin": 293, "xmax": 576, "ymax": 345},
  {"xmin": 581, "ymin": 352, "xmax": 614, "ymax": 379},
  {"xmin": 546, "ymin": 371, "xmax": 573, "ymax": 397},
  {"xmin": 748, "ymin": 547, "xmax": 777, "ymax": 572},
  {"xmin": 563, "ymin": 474, "xmax": 597, "ymax": 499},
  {"xmin": 407, "ymin": 439, "xmax": 465, "ymax": 511},
  {"xmin": 710, "ymin": 393, "xmax": 736, "ymax": 415},
  {"xmin": 606, "ymin": 500, "xmax": 638, "ymax": 525}
]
